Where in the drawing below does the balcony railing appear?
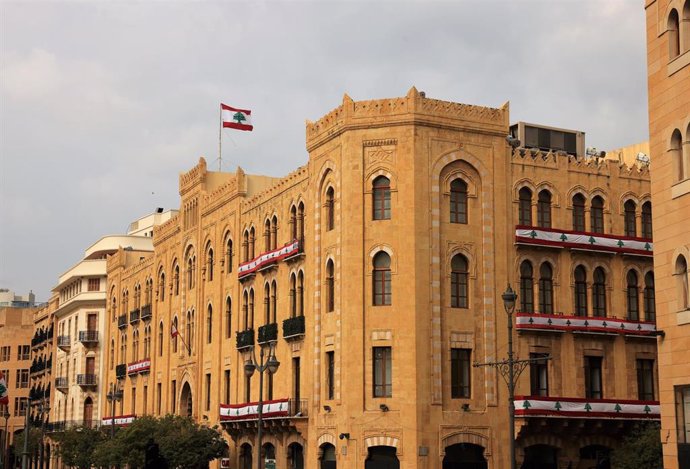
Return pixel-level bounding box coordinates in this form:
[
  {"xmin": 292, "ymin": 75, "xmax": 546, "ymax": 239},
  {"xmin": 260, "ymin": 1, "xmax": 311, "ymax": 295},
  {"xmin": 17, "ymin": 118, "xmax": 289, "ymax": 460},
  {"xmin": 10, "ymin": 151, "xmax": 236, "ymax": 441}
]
[
  {"xmin": 115, "ymin": 363, "xmax": 127, "ymax": 379},
  {"xmin": 57, "ymin": 335, "xmax": 71, "ymax": 350},
  {"xmin": 514, "ymin": 396, "xmax": 660, "ymax": 420},
  {"xmin": 283, "ymin": 315, "xmax": 305, "ymax": 340},
  {"xmin": 515, "ymin": 225, "xmax": 653, "ymax": 257},
  {"xmin": 258, "ymin": 323, "xmax": 278, "ymax": 344},
  {"xmin": 129, "ymin": 308, "xmax": 140, "ymax": 324},
  {"xmin": 55, "ymin": 377, "xmax": 68, "ymax": 392},
  {"xmin": 140, "ymin": 304, "xmax": 152, "ymax": 321},
  {"xmin": 219, "ymin": 398, "xmax": 308, "ymax": 422},
  {"xmin": 238, "ymin": 240, "xmax": 301, "ymax": 280},
  {"xmin": 515, "ymin": 312, "xmax": 657, "ymax": 338},
  {"xmin": 77, "ymin": 374, "xmax": 98, "ymax": 387},
  {"xmin": 118, "ymin": 314, "xmax": 128, "ymax": 329},
  {"xmin": 101, "ymin": 414, "xmax": 136, "ymax": 427},
  {"xmin": 79, "ymin": 330, "xmax": 99, "ymax": 344},
  {"xmin": 236, "ymin": 329, "xmax": 255, "ymax": 350}
]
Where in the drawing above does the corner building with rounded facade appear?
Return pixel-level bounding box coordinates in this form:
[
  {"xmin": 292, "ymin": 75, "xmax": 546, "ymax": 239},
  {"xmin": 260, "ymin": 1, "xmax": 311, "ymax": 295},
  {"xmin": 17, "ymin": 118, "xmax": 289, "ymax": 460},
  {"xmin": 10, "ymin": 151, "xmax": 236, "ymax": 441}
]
[{"xmin": 101, "ymin": 88, "xmax": 659, "ymax": 469}]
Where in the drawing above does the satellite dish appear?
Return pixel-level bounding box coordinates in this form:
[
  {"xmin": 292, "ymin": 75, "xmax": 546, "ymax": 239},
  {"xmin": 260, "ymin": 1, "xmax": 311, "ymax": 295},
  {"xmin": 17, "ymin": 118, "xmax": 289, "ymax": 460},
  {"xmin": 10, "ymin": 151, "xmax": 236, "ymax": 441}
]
[
  {"xmin": 506, "ymin": 136, "xmax": 521, "ymax": 148},
  {"xmin": 586, "ymin": 147, "xmax": 606, "ymax": 159},
  {"xmin": 636, "ymin": 152, "xmax": 650, "ymax": 164}
]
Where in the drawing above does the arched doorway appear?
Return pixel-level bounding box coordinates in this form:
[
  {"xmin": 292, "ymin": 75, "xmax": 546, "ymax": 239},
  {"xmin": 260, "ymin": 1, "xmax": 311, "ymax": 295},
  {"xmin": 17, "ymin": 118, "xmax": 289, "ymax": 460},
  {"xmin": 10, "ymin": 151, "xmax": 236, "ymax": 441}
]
[
  {"xmin": 83, "ymin": 397, "xmax": 94, "ymax": 428},
  {"xmin": 579, "ymin": 445, "xmax": 611, "ymax": 469},
  {"xmin": 239, "ymin": 443, "xmax": 253, "ymax": 469},
  {"xmin": 365, "ymin": 446, "xmax": 399, "ymax": 469},
  {"xmin": 287, "ymin": 442, "xmax": 304, "ymax": 469},
  {"xmin": 180, "ymin": 382, "xmax": 192, "ymax": 417},
  {"xmin": 521, "ymin": 445, "xmax": 559, "ymax": 469},
  {"xmin": 261, "ymin": 443, "xmax": 276, "ymax": 469},
  {"xmin": 443, "ymin": 443, "xmax": 488, "ymax": 469},
  {"xmin": 319, "ymin": 443, "xmax": 336, "ymax": 469}
]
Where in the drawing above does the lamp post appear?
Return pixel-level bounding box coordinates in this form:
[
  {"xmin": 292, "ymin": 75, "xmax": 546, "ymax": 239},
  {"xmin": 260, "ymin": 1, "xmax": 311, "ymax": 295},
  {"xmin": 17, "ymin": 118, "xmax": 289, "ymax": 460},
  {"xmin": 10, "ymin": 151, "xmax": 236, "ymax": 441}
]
[
  {"xmin": 473, "ymin": 284, "xmax": 550, "ymax": 469},
  {"xmin": 37, "ymin": 398, "xmax": 49, "ymax": 469},
  {"xmin": 21, "ymin": 400, "xmax": 30, "ymax": 469},
  {"xmin": 105, "ymin": 383, "xmax": 123, "ymax": 439},
  {"xmin": 1, "ymin": 406, "xmax": 10, "ymax": 469},
  {"xmin": 243, "ymin": 341, "xmax": 279, "ymax": 469}
]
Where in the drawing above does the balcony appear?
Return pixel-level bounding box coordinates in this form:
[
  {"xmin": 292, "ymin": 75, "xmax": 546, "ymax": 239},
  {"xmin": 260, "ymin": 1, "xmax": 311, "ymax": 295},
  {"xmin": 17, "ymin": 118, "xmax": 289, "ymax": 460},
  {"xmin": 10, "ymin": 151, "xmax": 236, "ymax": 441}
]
[
  {"xmin": 115, "ymin": 363, "xmax": 127, "ymax": 379},
  {"xmin": 129, "ymin": 308, "xmax": 140, "ymax": 324},
  {"xmin": 220, "ymin": 398, "xmax": 307, "ymax": 438},
  {"xmin": 118, "ymin": 314, "xmax": 128, "ymax": 329},
  {"xmin": 515, "ymin": 312, "xmax": 657, "ymax": 338},
  {"xmin": 236, "ymin": 329, "xmax": 255, "ymax": 350},
  {"xmin": 57, "ymin": 335, "xmax": 71, "ymax": 351},
  {"xmin": 515, "ymin": 225, "xmax": 653, "ymax": 257},
  {"xmin": 127, "ymin": 359, "xmax": 151, "ymax": 375},
  {"xmin": 79, "ymin": 330, "xmax": 99, "ymax": 344},
  {"xmin": 514, "ymin": 396, "xmax": 660, "ymax": 420},
  {"xmin": 258, "ymin": 323, "xmax": 278, "ymax": 344},
  {"xmin": 238, "ymin": 240, "xmax": 302, "ymax": 280},
  {"xmin": 55, "ymin": 377, "xmax": 68, "ymax": 392},
  {"xmin": 46, "ymin": 421, "xmax": 67, "ymax": 433},
  {"xmin": 284, "ymin": 239, "xmax": 305, "ymax": 262},
  {"xmin": 77, "ymin": 374, "xmax": 98, "ymax": 387},
  {"xmin": 283, "ymin": 315, "xmax": 305, "ymax": 340},
  {"xmin": 140, "ymin": 304, "xmax": 152, "ymax": 321}
]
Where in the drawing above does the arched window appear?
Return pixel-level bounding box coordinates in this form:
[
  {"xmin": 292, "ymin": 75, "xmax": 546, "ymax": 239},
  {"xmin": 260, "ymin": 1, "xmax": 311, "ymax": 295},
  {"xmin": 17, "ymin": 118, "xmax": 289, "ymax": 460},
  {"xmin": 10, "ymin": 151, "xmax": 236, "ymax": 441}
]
[
  {"xmin": 243, "ymin": 291, "xmax": 250, "ymax": 330},
  {"xmin": 225, "ymin": 297, "xmax": 232, "ymax": 339},
  {"xmin": 158, "ymin": 322, "xmax": 164, "ymax": 357},
  {"xmin": 450, "ymin": 179, "xmax": 468, "ymax": 224},
  {"xmin": 225, "ymin": 235, "xmax": 233, "ymax": 273},
  {"xmin": 110, "ymin": 339, "xmax": 114, "ymax": 370},
  {"xmin": 289, "ymin": 274, "xmax": 297, "ymax": 318},
  {"xmin": 624, "ymin": 200, "xmax": 637, "ymax": 237},
  {"xmin": 173, "ymin": 263, "xmax": 180, "ymax": 296},
  {"xmin": 132, "ymin": 329, "xmax": 139, "ymax": 361},
  {"xmin": 373, "ymin": 252, "xmax": 392, "ymax": 306},
  {"xmin": 537, "ymin": 190, "xmax": 552, "ymax": 228},
  {"xmin": 450, "ymin": 254, "xmax": 469, "ymax": 308},
  {"xmin": 172, "ymin": 317, "xmax": 178, "ymax": 353},
  {"xmin": 572, "ymin": 193, "xmax": 586, "ymax": 231},
  {"xmin": 627, "ymin": 270, "xmax": 639, "ymax": 320},
  {"xmin": 120, "ymin": 333, "xmax": 127, "ymax": 363},
  {"xmin": 206, "ymin": 304, "xmax": 213, "ymax": 344},
  {"xmin": 592, "ymin": 267, "xmax": 607, "ymax": 317},
  {"xmin": 158, "ymin": 270, "xmax": 165, "ymax": 302},
  {"xmin": 290, "ymin": 205, "xmax": 298, "ymax": 240},
  {"xmin": 297, "ymin": 202, "xmax": 305, "ymax": 245},
  {"xmin": 677, "ymin": 255, "xmax": 689, "ymax": 310},
  {"xmin": 326, "ymin": 260, "xmax": 335, "ymax": 312},
  {"xmin": 206, "ymin": 245, "xmax": 214, "ymax": 282},
  {"xmin": 591, "ymin": 196, "xmax": 604, "ymax": 234},
  {"xmin": 684, "ymin": 1, "xmax": 690, "ymax": 52},
  {"xmin": 249, "ymin": 227, "xmax": 256, "ymax": 259},
  {"xmin": 243, "ymin": 230, "xmax": 250, "ymax": 262},
  {"xmin": 249, "ymin": 289, "xmax": 254, "ymax": 329},
  {"xmin": 264, "ymin": 219, "xmax": 271, "ymax": 251},
  {"xmin": 519, "ymin": 261, "xmax": 534, "ymax": 313},
  {"xmin": 669, "ymin": 8, "xmax": 680, "ymax": 59},
  {"xmin": 518, "ymin": 187, "xmax": 532, "ymax": 226},
  {"xmin": 111, "ymin": 296, "xmax": 117, "ymax": 321},
  {"xmin": 539, "ymin": 263, "xmax": 554, "ymax": 314},
  {"xmin": 271, "ymin": 215, "xmax": 278, "ymax": 250},
  {"xmin": 326, "ymin": 187, "xmax": 335, "ymax": 231},
  {"xmin": 574, "ymin": 266, "xmax": 587, "ymax": 316},
  {"xmin": 270, "ymin": 280, "xmax": 277, "ymax": 323},
  {"xmin": 671, "ymin": 128, "xmax": 685, "ymax": 182},
  {"xmin": 264, "ymin": 283, "xmax": 271, "ymax": 324},
  {"xmin": 186, "ymin": 311, "xmax": 192, "ymax": 353},
  {"xmin": 644, "ymin": 272, "xmax": 656, "ymax": 322},
  {"xmin": 641, "ymin": 202, "xmax": 653, "ymax": 238},
  {"xmin": 373, "ymin": 176, "xmax": 391, "ymax": 220},
  {"xmin": 298, "ymin": 271, "xmax": 305, "ymax": 316},
  {"xmin": 144, "ymin": 325, "xmax": 151, "ymax": 358}
]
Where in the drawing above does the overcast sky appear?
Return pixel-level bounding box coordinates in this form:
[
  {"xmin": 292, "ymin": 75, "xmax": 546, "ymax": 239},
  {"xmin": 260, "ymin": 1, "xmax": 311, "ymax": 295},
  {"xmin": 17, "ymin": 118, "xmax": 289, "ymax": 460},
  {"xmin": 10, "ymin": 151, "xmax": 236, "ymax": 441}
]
[{"xmin": 0, "ymin": 0, "xmax": 648, "ymax": 302}]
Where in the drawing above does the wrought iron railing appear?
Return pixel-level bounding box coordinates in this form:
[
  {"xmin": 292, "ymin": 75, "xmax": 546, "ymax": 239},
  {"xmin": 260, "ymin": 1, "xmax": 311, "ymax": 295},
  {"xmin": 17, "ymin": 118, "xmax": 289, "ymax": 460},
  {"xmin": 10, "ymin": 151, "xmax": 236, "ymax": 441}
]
[
  {"xmin": 258, "ymin": 323, "xmax": 278, "ymax": 344},
  {"xmin": 282, "ymin": 315, "xmax": 305, "ymax": 340}
]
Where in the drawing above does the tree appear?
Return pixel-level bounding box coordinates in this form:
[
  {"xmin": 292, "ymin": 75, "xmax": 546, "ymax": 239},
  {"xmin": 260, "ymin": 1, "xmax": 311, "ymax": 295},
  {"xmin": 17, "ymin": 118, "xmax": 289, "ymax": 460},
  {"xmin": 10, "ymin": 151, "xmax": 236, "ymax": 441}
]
[
  {"xmin": 13, "ymin": 427, "xmax": 42, "ymax": 457},
  {"xmin": 54, "ymin": 425, "xmax": 106, "ymax": 469},
  {"xmin": 610, "ymin": 423, "xmax": 663, "ymax": 469},
  {"xmin": 154, "ymin": 415, "xmax": 227, "ymax": 468}
]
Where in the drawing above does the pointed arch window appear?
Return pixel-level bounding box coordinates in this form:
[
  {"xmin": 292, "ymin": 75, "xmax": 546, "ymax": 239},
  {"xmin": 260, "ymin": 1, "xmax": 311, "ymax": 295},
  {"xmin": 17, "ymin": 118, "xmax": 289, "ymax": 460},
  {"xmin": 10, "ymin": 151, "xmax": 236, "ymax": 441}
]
[
  {"xmin": 572, "ymin": 193, "xmax": 586, "ymax": 231},
  {"xmin": 326, "ymin": 260, "xmax": 335, "ymax": 312},
  {"xmin": 158, "ymin": 322, "xmax": 164, "ymax": 357},
  {"xmin": 225, "ymin": 297, "xmax": 232, "ymax": 339},
  {"xmin": 574, "ymin": 266, "xmax": 587, "ymax": 316},
  {"xmin": 373, "ymin": 252, "xmax": 392, "ymax": 306},
  {"xmin": 297, "ymin": 202, "xmax": 305, "ymax": 246},
  {"xmin": 298, "ymin": 271, "xmax": 305, "ymax": 316},
  {"xmin": 518, "ymin": 187, "xmax": 532, "ymax": 226},
  {"xmin": 264, "ymin": 219, "xmax": 271, "ymax": 252},
  {"xmin": 669, "ymin": 8, "xmax": 681, "ymax": 59},
  {"xmin": 627, "ymin": 270, "xmax": 640, "ymax": 320},
  {"xmin": 519, "ymin": 261, "xmax": 534, "ymax": 313},
  {"xmin": 264, "ymin": 283, "xmax": 271, "ymax": 325},
  {"xmin": 592, "ymin": 267, "xmax": 607, "ymax": 317},
  {"xmin": 671, "ymin": 128, "xmax": 685, "ymax": 182},
  {"xmin": 450, "ymin": 254, "xmax": 469, "ymax": 308},
  {"xmin": 173, "ymin": 263, "xmax": 180, "ymax": 296},
  {"xmin": 158, "ymin": 271, "xmax": 165, "ymax": 302},
  {"xmin": 243, "ymin": 231, "xmax": 250, "ymax": 262},
  {"xmin": 326, "ymin": 187, "xmax": 335, "ymax": 231},
  {"xmin": 624, "ymin": 200, "xmax": 637, "ymax": 237},
  {"xmin": 591, "ymin": 196, "xmax": 605, "ymax": 234},
  {"xmin": 243, "ymin": 291, "xmax": 250, "ymax": 331},
  {"xmin": 225, "ymin": 235, "xmax": 233, "ymax": 273},
  {"xmin": 186, "ymin": 311, "xmax": 192, "ymax": 352},
  {"xmin": 677, "ymin": 255, "xmax": 689, "ymax": 310},
  {"xmin": 249, "ymin": 227, "xmax": 256, "ymax": 259},
  {"xmin": 372, "ymin": 176, "xmax": 391, "ymax": 220},
  {"xmin": 450, "ymin": 179, "xmax": 468, "ymax": 224},
  {"xmin": 644, "ymin": 272, "xmax": 656, "ymax": 322},
  {"xmin": 206, "ymin": 245, "xmax": 214, "ymax": 282},
  {"xmin": 539, "ymin": 263, "xmax": 554, "ymax": 314},
  {"xmin": 172, "ymin": 317, "xmax": 178, "ymax": 353},
  {"xmin": 641, "ymin": 202, "xmax": 653, "ymax": 239},
  {"xmin": 270, "ymin": 280, "xmax": 277, "ymax": 323},
  {"xmin": 290, "ymin": 206, "xmax": 298, "ymax": 240},
  {"xmin": 271, "ymin": 216, "xmax": 278, "ymax": 250},
  {"xmin": 537, "ymin": 190, "xmax": 552, "ymax": 228},
  {"xmin": 289, "ymin": 274, "xmax": 297, "ymax": 318},
  {"xmin": 206, "ymin": 304, "xmax": 213, "ymax": 344}
]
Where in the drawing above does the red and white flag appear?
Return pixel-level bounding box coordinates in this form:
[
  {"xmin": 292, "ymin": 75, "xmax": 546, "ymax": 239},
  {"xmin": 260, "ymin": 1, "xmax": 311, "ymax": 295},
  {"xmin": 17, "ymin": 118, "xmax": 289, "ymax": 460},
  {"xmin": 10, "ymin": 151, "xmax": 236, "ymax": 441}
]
[
  {"xmin": 221, "ymin": 103, "xmax": 253, "ymax": 131},
  {"xmin": 171, "ymin": 324, "xmax": 179, "ymax": 338}
]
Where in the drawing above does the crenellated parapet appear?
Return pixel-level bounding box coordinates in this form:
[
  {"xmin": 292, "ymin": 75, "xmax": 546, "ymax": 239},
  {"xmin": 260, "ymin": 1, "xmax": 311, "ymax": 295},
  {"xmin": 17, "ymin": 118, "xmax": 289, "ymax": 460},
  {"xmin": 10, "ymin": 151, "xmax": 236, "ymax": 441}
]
[
  {"xmin": 179, "ymin": 157, "xmax": 208, "ymax": 196},
  {"xmin": 242, "ymin": 165, "xmax": 309, "ymax": 213},
  {"xmin": 153, "ymin": 214, "xmax": 181, "ymax": 246},
  {"xmin": 306, "ymin": 86, "xmax": 509, "ymax": 152},
  {"xmin": 202, "ymin": 167, "xmax": 246, "ymax": 215}
]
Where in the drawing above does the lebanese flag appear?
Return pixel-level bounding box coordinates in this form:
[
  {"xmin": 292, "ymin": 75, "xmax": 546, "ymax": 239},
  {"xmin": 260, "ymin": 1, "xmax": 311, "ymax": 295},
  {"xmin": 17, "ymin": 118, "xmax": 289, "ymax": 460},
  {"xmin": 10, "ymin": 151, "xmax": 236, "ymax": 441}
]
[
  {"xmin": 171, "ymin": 324, "xmax": 179, "ymax": 338},
  {"xmin": 0, "ymin": 370, "xmax": 8, "ymax": 405},
  {"xmin": 221, "ymin": 103, "xmax": 253, "ymax": 131}
]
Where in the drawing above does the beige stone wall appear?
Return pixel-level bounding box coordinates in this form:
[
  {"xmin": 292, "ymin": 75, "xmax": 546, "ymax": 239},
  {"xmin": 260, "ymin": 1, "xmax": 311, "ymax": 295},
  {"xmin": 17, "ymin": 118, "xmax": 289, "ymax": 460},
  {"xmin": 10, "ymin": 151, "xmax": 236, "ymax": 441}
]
[{"xmin": 645, "ymin": 1, "xmax": 690, "ymax": 468}]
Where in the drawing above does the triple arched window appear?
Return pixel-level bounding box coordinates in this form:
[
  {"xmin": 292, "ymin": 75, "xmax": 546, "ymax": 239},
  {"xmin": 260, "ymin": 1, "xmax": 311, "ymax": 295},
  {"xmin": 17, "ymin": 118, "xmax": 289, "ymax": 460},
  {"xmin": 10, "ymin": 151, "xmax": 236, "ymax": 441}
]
[
  {"xmin": 372, "ymin": 252, "xmax": 392, "ymax": 305},
  {"xmin": 373, "ymin": 177, "xmax": 391, "ymax": 220},
  {"xmin": 450, "ymin": 179, "xmax": 468, "ymax": 224}
]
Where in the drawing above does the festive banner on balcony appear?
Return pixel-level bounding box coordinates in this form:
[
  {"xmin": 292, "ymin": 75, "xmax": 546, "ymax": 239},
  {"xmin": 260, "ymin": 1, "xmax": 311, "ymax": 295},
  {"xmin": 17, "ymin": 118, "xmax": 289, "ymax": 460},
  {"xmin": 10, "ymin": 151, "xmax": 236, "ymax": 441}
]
[
  {"xmin": 514, "ymin": 396, "xmax": 660, "ymax": 419},
  {"xmin": 220, "ymin": 398, "xmax": 290, "ymax": 421},
  {"xmin": 515, "ymin": 313, "xmax": 656, "ymax": 336},
  {"xmin": 101, "ymin": 415, "xmax": 137, "ymax": 426},
  {"xmin": 127, "ymin": 359, "xmax": 151, "ymax": 375},
  {"xmin": 515, "ymin": 227, "xmax": 653, "ymax": 256},
  {"xmin": 238, "ymin": 240, "xmax": 300, "ymax": 278}
]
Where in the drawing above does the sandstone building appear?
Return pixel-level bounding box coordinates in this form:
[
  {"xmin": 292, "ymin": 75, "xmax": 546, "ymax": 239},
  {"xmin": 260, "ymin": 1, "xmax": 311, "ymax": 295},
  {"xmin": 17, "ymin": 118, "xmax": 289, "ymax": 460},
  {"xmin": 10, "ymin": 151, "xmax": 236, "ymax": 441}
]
[
  {"xmin": 644, "ymin": 1, "xmax": 690, "ymax": 468},
  {"xmin": 98, "ymin": 89, "xmax": 659, "ymax": 469}
]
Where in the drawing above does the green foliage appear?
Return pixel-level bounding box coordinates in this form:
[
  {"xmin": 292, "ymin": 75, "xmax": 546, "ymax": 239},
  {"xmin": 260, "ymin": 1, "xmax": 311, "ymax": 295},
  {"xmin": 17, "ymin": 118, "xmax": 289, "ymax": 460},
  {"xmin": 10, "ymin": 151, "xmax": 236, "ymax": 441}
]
[
  {"xmin": 54, "ymin": 425, "xmax": 106, "ymax": 469},
  {"xmin": 610, "ymin": 423, "xmax": 663, "ymax": 469},
  {"xmin": 153, "ymin": 415, "xmax": 228, "ymax": 468},
  {"xmin": 13, "ymin": 427, "xmax": 42, "ymax": 456}
]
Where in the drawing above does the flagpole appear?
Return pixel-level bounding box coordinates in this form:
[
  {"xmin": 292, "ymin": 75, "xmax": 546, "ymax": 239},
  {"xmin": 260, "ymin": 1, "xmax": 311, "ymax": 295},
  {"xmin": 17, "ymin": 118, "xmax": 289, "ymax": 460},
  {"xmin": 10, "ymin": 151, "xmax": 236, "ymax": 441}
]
[{"xmin": 218, "ymin": 105, "xmax": 223, "ymax": 172}]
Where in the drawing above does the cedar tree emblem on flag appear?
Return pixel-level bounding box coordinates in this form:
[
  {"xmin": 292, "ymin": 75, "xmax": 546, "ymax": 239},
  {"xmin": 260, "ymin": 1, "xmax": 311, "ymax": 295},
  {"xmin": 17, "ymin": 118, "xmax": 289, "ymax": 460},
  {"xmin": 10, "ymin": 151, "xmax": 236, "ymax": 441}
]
[
  {"xmin": 221, "ymin": 103, "xmax": 253, "ymax": 131},
  {"xmin": 0, "ymin": 370, "xmax": 8, "ymax": 405}
]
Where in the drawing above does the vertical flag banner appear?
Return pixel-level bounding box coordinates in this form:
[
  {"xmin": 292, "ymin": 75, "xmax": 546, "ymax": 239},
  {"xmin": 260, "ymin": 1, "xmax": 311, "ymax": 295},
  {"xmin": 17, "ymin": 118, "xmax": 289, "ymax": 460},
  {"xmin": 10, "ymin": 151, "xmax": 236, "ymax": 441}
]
[
  {"xmin": 171, "ymin": 324, "xmax": 179, "ymax": 338},
  {"xmin": 221, "ymin": 104, "xmax": 253, "ymax": 131},
  {"xmin": 0, "ymin": 370, "xmax": 8, "ymax": 405}
]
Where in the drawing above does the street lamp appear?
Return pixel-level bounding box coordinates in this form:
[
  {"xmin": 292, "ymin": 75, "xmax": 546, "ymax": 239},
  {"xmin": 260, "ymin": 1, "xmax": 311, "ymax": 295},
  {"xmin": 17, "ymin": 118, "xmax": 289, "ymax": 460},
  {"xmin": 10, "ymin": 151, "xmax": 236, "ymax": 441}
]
[
  {"xmin": 243, "ymin": 341, "xmax": 279, "ymax": 469},
  {"xmin": 474, "ymin": 284, "xmax": 550, "ymax": 469},
  {"xmin": 1, "ymin": 406, "xmax": 10, "ymax": 469},
  {"xmin": 37, "ymin": 398, "xmax": 50, "ymax": 469},
  {"xmin": 106, "ymin": 383, "xmax": 123, "ymax": 439}
]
